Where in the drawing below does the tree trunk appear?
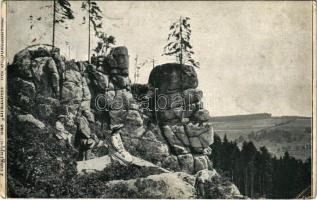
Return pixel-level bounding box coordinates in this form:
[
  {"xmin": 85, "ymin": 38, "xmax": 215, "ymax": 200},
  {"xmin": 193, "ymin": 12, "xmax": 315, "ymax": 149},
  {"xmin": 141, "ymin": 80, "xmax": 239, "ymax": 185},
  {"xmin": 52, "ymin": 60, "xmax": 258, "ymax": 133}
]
[
  {"xmin": 134, "ymin": 55, "xmax": 138, "ymax": 84},
  {"xmin": 179, "ymin": 16, "xmax": 183, "ymax": 65},
  {"xmin": 52, "ymin": 0, "xmax": 56, "ymax": 47},
  {"xmin": 88, "ymin": 0, "xmax": 91, "ymax": 62},
  {"xmin": 250, "ymin": 169, "xmax": 254, "ymax": 197},
  {"xmin": 179, "ymin": 16, "xmax": 185, "ymax": 122},
  {"xmin": 245, "ymin": 167, "xmax": 248, "ymax": 196},
  {"xmin": 259, "ymin": 174, "xmax": 262, "ymax": 196},
  {"xmin": 262, "ymin": 174, "xmax": 265, "ymax": 197}
]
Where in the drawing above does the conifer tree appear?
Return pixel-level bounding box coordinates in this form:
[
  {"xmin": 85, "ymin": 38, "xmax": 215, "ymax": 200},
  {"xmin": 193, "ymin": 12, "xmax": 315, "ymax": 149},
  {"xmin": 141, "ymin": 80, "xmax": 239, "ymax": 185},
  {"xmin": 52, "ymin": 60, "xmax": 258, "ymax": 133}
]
[
  {"xmin": 163, "ymin": 16, "xmax": 199, "ymax": 68},
  {"xmin": 29, "ymin": 0, "xmax": 75, "ymax": 47},
  {"xmin": 210, "ymin": 134, "xmax": 311, "ymax": 198},
  {"xmin": 53, "ymin": 0, "xmax": 75, "ymax": 46},
  {"xmin": 81, "ymin": 0, "xmax": 103, "ymax": 61}
]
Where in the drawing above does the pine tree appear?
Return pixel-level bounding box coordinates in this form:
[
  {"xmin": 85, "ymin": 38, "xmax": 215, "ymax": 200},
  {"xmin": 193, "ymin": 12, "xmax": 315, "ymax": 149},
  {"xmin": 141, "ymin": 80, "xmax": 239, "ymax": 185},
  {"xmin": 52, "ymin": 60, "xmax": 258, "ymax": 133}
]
[
  {"xmin": 221, "ymin": 134, "xmax": 230, "ymax": 171},
  {"xmin": 210, "ymin": 133, "xmax": 222, "ymax": 168},
  {"xmin": 211, "ymin": 133, "xmax": 311, "ymax": 198},
  {"xmin": 241, "ymin": 141, "xmax": 257, "ymax": 197},
  {"xmin": 259, "ymin": 146, "xmax": 273, "ymax": 197},
  {"xmin": 81, "ymin": 0, "xmax": 103, "ymax": 61},
  {"xmin": 29, "ymin": 0, "xmax": 74, "ymax": 47},
  {"xmin": 53, "ymin": 0, "xmax": 75, "ymax": 46},
  {"xmin": 228, "ymin": 141, "xmax": 240, "ymax": 182},
  {"xmin": 163, "ymin": 16, "xmax": 199, "ymax": 68}
]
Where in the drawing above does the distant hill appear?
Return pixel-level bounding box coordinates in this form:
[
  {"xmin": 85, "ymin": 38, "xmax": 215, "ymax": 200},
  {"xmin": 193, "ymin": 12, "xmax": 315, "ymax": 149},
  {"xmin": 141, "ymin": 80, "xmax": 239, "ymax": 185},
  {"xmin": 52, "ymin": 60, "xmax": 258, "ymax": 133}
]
[
  {"xmin": 212, "ymin": 113, "xmax": 272, "ymax": 122},
  {"xmin": 212, "ymin": 113, "xmax": 310, "ymax": 122},
  {"xmin": 211, "ymin": 113, "xmax": 311, "ymax": 161}
]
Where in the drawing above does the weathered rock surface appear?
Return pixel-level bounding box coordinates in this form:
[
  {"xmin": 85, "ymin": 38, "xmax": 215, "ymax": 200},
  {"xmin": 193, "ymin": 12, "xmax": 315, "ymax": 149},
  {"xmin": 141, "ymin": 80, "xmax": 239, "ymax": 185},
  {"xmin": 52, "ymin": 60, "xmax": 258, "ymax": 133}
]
[
  {"xmin": 17, "ymin": 114, "xmax": 45, "ymax": 129},
  {"xmin": 196, "ymin": 169, "xmax": 245, "ymax": 199},
  {"xmin": 149, "ymin": 63, "xmax": 198, "ymax": 93},
  {"xmin": 102, "ymin": 172, "xmax": 196, "ymax": 199},
  {"xmin": 76, "ymin": 154, "xmax": 169, "ymax": 175},
  {"xmin": 9, "ymin": 78, "xmax": 36, "ymax": 111}
]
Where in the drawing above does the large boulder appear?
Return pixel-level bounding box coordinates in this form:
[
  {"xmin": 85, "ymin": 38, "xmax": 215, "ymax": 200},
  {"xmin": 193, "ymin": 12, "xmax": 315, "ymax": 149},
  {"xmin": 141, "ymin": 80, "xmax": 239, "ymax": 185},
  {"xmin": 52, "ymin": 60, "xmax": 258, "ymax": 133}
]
[
  {"xmin": 121, "ymin": 134, "xmax": 170, "ymax": 165},
  {"xmin": 109, "ymin": 46, "xmax": 129, "ymax": 70},
  {"xmin": 197, "ymin": 169, "xmax": 244, "ymax": 199},
  {"xmin": 32, "ymin": 57, "xmax": 60, "ymax": 98},
  {"xmin": 185, "ymin": 123, "xmax": 214, "ymax": 152},
  {"xmin": 109, "ymin": 109, "xmax": 128, "ymax": 126},
  {"xmin": 158, "ymin": 107, "xmax": 183, "ymax": 122},
  {"xmin": 9, "ymin": 78, "xmax": 36, "ymax": 111},
  {"xmin": 177, "ymin": 154, "xmax": 195, "ymax": 173},
  {"xmin": 104, "ymin": 46, "xmax": 129, "ymax": 76},
  {"xmin": 101, "ymin": 172, "xmax": 196, "ymax": 199},
  {"xmin": 61, "ymin": 82, "xmax": 84, "ymax": 102},
  {"xmin": 59, "ymin": 61, "xmax": 92, "ymax": 128},
  {"xmin": 9, "ymin": 47, "xmax": 65, "ymax": 103},
  {"xmin": 124, "ymin": 110, "xmax": 145, "ymax": 137},
  {"xmin": 191, "ymin": 109, "xmax": 210, "ymax": 122},
  {"xmin": 11, "ymin": 49, "xmax": 33, "ymax": 79},
  {"xmin": 172, "ymin": 125, "xmax": 190, "ymax": 146},
  {"xmin": 86, "ymin": 66, "xmax": 111, "ymax": 92},
  {"xmin": 29, "ymin": 47, "xmax": 51, "ymax": 59},
  {"xmin": 61, "ymin": 64, "xmax": 91, "ymax": 102},
  {"xmin": 35, "ymin": 97, "xmax": 61, "ymax": 121},
  {"xmin": 111, "ymin": 75, "xmax": 131, "ymax": 90},
  {"xmin": 17, "ymin": 114, "xmax": 45, "ymax": 130},
  {"xmin": 183, "ymin": 88, "xmax": 203, "ymax": 104},
  {"xmin": 193, "ymin": 155, "xmax": 210, "ymax": 172},
  {"xmin": 148, "ymin": 63, "xmax": 198, "ymax": 94},
  {"xmin": 111, "ymin": 89, "xmax": 134, "ymax": 110},
  {"xmin": 91, "ymin": 55, "xmax": 109, "ymax": 74},
  {"xmin": 156, "ymin": 92, "xmax": 183, "ymax": 109}
]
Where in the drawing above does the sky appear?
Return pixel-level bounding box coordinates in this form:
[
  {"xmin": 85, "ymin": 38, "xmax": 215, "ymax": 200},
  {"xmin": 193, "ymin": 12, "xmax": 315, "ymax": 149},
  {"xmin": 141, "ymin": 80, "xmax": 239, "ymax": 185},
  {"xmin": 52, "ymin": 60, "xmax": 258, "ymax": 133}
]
[{"xmin": 7, "ymin": 1, "xmax": 313, "ymax": 117}]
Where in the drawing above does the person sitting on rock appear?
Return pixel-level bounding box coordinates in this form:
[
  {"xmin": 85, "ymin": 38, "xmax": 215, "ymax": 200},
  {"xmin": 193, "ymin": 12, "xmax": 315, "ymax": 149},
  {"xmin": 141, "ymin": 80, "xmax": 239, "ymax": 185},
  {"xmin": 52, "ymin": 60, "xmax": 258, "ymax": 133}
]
[
  {"xmin": 74, "ymin": 110, "xmax": 99, "ymax": 161},
  {"xmin": 55, "ymin": 120, "xmax": 73, "ymax": 148}
]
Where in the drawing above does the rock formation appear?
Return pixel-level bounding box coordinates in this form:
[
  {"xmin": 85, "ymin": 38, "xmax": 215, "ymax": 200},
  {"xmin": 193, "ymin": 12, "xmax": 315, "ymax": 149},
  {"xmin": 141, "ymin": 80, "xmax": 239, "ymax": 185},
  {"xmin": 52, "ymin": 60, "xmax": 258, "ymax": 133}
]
[{"xmin": 7, "ymin": 45, "xmax": 244, "ymax": 198}]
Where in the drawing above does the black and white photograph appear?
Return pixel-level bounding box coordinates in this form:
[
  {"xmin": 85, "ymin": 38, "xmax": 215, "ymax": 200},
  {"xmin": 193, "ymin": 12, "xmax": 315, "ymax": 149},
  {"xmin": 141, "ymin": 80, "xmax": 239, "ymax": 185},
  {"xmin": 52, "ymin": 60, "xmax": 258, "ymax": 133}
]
[{"xmin": 1, "ymin": 0, "xmax": 315, "ymax": 198}]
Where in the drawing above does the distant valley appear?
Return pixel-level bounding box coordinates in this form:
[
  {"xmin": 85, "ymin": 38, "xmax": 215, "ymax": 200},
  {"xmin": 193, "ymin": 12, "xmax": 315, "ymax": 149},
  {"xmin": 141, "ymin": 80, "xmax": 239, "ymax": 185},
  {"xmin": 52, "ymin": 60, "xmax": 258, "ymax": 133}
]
[{"xmin": 211, "ymin": 113, "xmax": 311, "ymax": 161}]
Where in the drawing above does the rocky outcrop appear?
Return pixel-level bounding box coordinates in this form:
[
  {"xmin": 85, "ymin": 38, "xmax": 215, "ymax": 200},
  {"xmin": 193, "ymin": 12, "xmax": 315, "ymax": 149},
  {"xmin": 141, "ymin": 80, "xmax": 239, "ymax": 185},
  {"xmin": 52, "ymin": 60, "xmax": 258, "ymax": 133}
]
[
  {"xmin": 148, "ymin": 63, "xmax": 198, "ymax": 93},
  {"xmin": 196, "ymin": 169, "xmax": 244, "ymax": 199},
  {"xmin": 17, "ymin": 114, "xmax": 45, "ymax": 129},
  {"xmin": 8, "ymin": 47, "xmax": 93, "ymax": 157},
  {"xmin": 102, "ymin": 172, "xmax": 197, "ymax": 199},
  {"xmin": 144, "ymin": 63, "xmax": 214, "ymax": 173},
  {"xmin": 76, "ymin": 154, "xmax": 169, "ymax": 175},
  {"xmin": 7, "ymin": 45, "xmax": 243, "ymax": 198},
  {"xmin": 101, "ymin": 169, "xmax": 244, "ymax": 199}
]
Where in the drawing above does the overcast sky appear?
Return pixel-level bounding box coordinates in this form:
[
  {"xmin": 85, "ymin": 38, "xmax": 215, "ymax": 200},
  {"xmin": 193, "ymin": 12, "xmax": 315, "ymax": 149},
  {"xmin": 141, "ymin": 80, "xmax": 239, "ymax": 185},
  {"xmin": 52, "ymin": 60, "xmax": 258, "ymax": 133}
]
[{"xmin": 7, "ymin": 1, "xmax": 313, "ymax": 117}]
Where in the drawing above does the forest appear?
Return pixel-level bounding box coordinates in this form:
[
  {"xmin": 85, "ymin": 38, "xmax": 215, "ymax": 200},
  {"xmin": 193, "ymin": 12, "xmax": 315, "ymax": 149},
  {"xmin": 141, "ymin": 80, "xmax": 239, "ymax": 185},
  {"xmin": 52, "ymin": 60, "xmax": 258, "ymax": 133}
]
[{"xmin": 210, "ymin": 133, "xmax": 311, "ymax": 198}]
